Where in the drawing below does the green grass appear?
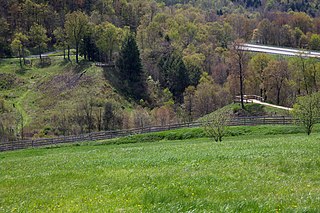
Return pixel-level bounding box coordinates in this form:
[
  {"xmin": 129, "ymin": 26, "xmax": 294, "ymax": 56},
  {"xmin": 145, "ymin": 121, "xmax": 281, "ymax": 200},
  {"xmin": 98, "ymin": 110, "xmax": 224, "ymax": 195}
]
[
  {"xmin": 1, "ymin": 129, "xmax": 320, "ymax": 212},
  {"xmin": 87, "ymin": 124, "xmax": 311, "ymax": 147}
]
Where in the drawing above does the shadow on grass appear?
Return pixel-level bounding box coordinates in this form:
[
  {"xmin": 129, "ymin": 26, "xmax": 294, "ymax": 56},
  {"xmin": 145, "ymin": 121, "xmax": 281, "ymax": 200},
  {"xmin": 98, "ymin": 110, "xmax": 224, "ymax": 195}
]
[
  {"xmin": 73, "ymin": 61, "xmax": 92, "ymax": 73},
  {"xmin": 15, "ymin": 68, "xmax": 30, "ymax": 75},
  {"xmin": 58, "ymin": 59, "xmax": 70, "ymax": 66}
]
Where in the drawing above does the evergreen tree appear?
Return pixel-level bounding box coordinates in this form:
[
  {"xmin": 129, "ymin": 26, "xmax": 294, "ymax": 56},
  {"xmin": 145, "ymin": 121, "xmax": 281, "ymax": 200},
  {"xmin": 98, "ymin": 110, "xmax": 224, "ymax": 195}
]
[
  {"xmin": 158, "ymin": 50, "xmax": 190, "ymax": 103},
  {"xmin": 116, "ymin": 33, "xmax": 146, "ymax": 102}
]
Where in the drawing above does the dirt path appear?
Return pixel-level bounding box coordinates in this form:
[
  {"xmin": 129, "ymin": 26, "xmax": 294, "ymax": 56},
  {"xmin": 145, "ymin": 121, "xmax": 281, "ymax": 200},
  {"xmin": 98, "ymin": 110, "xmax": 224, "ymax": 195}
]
[{"xmin": 249, "ymin": 99, "xmax": 292, "ymax": 111}]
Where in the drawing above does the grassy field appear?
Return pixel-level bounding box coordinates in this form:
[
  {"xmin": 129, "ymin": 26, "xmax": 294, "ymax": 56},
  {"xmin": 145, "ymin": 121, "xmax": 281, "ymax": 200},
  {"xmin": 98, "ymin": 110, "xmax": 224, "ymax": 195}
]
[{"xmin": 1, "ymin": 128, "xmax": 320, "ymax": 212}]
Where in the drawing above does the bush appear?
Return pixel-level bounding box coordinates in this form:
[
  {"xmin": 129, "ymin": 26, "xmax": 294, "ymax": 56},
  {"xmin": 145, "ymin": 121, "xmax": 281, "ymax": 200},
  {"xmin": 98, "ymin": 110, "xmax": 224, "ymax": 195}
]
[{"xmin": 203, "ymin": 108, "xmax": 231, "ymax": 142}]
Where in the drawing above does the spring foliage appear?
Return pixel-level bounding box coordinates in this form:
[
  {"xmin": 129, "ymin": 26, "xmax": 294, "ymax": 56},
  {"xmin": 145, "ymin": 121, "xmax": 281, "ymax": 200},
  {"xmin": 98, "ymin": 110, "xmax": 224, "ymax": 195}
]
[{"xmin": 292, "ymin": 93, "xmax": 320, "ymax": 135}]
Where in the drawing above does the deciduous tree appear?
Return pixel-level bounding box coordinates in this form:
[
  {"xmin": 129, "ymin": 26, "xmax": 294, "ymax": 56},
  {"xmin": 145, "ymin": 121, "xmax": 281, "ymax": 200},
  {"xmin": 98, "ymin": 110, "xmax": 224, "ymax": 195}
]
[
  {"xmin": 53, "ymin": 27, "xmax": 67, "ymax": 59},
  {"xmin": 65, "ymin": 11, "xmax": 89, "ymax": 63},
  {"xmin": 11, "ymin": 32, "xmax": 29, "ymax": 68},
  {"xmin": 95, "ymin": 22, "xmax": 123, "ymax": 63},
  {"xmin": 292, "ymin": 92, "xmax": 320, "ymax": 135},
  {"xmin": 309, "ymin": 34, "xmax": 320, "ymax": 50},
  {"xmin": 29, "ymin": 23, "xmax": 49, "ymax": 60},
  {"xmin": 247, "ymin": 53, "xmax": 272, "ymax": 101},
  {"xmin": 265, "ymin": 59, "xmax": 289, "ymax": 105},
  {"xmin": 203, "ymin": 108, "xmax": 231, "ymax": 142},
  {"xmin": 229, "ymin": 39, "xmax": 249, "ymax": 109}
]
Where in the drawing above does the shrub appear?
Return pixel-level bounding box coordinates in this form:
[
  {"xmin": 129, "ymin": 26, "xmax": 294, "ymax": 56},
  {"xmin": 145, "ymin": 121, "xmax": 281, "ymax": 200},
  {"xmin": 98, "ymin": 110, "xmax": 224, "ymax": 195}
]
[{"xmin": 203, "ymin": 108, "xmax": 231, "ymax": 142}]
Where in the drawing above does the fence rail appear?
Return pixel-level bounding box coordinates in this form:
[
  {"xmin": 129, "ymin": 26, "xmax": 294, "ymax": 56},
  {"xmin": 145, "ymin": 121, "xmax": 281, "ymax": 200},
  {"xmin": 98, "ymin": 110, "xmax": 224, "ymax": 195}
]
[{"xmin": 0, "ymin": 116, "xmax": 297, "ymax": 152}]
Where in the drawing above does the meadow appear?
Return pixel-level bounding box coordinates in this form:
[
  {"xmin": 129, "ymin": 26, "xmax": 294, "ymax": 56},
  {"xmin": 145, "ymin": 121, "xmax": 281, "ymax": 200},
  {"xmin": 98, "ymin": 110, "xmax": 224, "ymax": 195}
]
[{"xmin": 1, "ymin": 126, "xmax": 320, "ymax": 212}]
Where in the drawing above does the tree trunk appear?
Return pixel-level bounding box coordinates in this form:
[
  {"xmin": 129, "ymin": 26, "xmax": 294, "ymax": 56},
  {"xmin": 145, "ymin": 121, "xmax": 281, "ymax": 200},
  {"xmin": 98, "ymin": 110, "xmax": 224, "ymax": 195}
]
[
  {"xmin": 239, "ymin": 60, "xmax": 245, "ymax": 109},
  {"xmin": 76, "ymin": 42, "xmax": 79, "ymax": 63},
  {"xmin": 63, "ymin": 48, "xmax": 66, "ymax": 60},
  {"xmin": 18, "ymin": 49, "xmax": 22, "ymax": 68},
  {"xmin": 39, "ymin": 46, "xmax": 42, "ymax": 61},
  {"xmin": 67, "ymin": 45, "xmax": 71, "ymax": 61},
  {"xmin": 277, "ymin": 88, "xmax": 281, "ymax": 105},
  {"xmin": 22, "ymin": 47, "xmax": 26, "ymax": 65},
  {"xmin": 109, "ymin": 49, "xmax": 113, "ymax": 63}
]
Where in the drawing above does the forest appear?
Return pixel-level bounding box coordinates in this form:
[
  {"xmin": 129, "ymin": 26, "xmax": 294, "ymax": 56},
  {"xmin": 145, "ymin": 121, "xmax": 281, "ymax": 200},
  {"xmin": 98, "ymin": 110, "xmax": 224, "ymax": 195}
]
[{"xmin": 1, "ymin": 0, "xmax": 320, "ymax": 140}]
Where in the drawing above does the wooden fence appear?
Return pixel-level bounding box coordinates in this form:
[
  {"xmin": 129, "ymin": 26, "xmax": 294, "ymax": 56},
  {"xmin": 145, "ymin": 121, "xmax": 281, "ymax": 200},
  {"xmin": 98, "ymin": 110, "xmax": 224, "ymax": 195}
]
[
  {"xmin": 0, "ymin": 116, "xmax": 296, "ymax": 152},
  {"xmin": 234, "ymin": 95, "xmax": 265, "ymax": 102}
]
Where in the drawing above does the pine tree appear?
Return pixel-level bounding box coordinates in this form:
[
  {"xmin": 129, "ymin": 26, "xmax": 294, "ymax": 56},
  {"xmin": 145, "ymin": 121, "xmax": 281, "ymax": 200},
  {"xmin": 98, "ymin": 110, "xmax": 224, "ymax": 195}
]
[
  {"xmin": 158, "ymin": 50, "xmax": 190, "ymax": 103},
  {"xmin": 116, "ymin": 33, "xmax": 146, "ymax": 102}
]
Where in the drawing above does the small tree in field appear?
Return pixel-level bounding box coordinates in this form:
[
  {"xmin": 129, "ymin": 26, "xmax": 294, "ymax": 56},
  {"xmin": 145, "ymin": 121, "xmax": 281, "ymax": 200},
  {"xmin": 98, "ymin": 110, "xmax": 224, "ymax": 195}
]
[
  {"xmin": 203, "ymin": 109, "xmax": 231, "ymax": 142},
  {"xmin": 292, "ymin": 93, "xmax": 320, "ymax": 135}
]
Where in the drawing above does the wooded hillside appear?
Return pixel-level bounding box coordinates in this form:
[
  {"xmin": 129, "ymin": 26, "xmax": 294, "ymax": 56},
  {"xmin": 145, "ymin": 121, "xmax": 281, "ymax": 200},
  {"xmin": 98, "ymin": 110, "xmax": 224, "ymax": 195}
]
[{"xmin": 2, "ymin": 0, "xmax": 320, "ymax": 140}]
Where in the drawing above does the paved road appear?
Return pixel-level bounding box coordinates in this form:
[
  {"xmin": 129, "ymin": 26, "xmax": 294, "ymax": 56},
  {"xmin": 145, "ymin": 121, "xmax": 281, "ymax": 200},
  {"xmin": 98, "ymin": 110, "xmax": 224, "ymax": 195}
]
[
  {"xmin": 240, "ymin": 43, "xmax": 320, "ymax": 58},
  {"xmin": 26, "ymin": 50, "xmax": 61, "ymax": 58}
]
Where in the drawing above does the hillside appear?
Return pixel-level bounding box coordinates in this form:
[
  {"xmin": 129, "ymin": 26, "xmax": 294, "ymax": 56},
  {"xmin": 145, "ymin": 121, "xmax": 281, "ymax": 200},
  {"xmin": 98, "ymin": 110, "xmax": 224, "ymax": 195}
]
[{"xmin": 0, "ymin": 57, "xmax": 131, "ymax": 138}]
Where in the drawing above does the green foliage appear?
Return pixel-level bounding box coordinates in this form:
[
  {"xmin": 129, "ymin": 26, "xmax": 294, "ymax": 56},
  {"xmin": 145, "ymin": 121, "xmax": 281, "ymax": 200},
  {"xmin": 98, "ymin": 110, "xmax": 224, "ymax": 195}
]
[
  {"xmin": 95, "ymin": 22, "xmax": 123, "ymax": 62},
  {"xmin": 65, "ymin": 11, "xmax": 90, "ymax": 63},
  {"xmin": 292, "ymin": 92, "xmax": 320, "ymax": 135},
  {"xmin": 309, "ymin": 34, "xmax": 320, "ymax": 50},
  {"xmin": 53, "ymin": 27, "xmax": 67, "ymax": 58},
  {"xmin": 29, "ymin": 23, "xmax": 49, "ymax": 59},
  {"xmin": 11, "ymin": 32, "xmax": 29, "ymax": 67}
]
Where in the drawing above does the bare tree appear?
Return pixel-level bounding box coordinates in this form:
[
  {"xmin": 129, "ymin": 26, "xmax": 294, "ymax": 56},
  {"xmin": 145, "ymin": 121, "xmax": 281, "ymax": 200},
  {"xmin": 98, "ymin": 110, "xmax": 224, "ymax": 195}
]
[
  {"xmin": 230, "ymin": 39, "xmax": 249, "ymax": 109},
  {"xmin": 203, "ymin": 109, "xmax": 231, "ymax": 142}
]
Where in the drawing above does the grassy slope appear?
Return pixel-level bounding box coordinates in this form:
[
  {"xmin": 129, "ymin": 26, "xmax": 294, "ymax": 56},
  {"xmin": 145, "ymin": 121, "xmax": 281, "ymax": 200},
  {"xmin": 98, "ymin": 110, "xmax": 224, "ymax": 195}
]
[
  {"xmin": 1, "ymin": 130, "xmax": 320, "ymax": 212},
  {"xmin": 0, "ymin": 58, "xmax": 130, "ymax": 132},
  {"xmin": 198, "ymin": 103, "xmax": 291, "ymax": 122}
]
